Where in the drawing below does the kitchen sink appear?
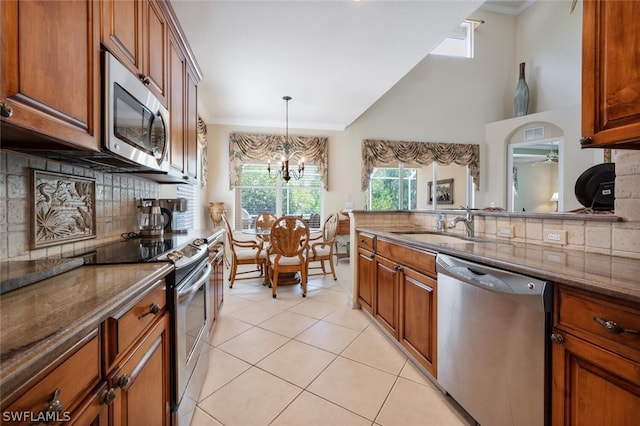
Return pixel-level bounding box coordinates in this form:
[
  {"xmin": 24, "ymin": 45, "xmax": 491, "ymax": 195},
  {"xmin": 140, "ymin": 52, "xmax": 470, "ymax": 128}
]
[{"xmin": 391, "ymin": 231, "xmax": 483, "ymax": 245}]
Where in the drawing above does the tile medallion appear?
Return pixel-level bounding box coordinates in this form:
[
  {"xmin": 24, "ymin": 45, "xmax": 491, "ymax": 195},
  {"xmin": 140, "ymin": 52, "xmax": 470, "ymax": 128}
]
[{"xmin": 31, "ymin": 170, "xmax": 96, "ymax": 248}]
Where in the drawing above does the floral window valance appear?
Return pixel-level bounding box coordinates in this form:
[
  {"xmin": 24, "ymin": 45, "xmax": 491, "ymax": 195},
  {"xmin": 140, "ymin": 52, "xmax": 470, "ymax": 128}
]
[
  {"xmin": 229, "ymin": 133, "xmax": 329, "ymax": 190},
  {"xmin": 361, "ymin": 139, "xmax": 480, "ymax": 192}
]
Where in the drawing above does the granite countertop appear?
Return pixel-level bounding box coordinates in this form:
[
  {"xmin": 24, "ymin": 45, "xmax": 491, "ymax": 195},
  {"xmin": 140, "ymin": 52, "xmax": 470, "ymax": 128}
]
[
  {"xmin": 0, "ymin": 262, "xmax": 173, "ymax": 399},
  {"xmin": 359, "ymin": 227, "xmax": 640, "ymax": 304},
  {"xmin": 0, "ymin": 257, "xmax": 85, "ymax": 295}
]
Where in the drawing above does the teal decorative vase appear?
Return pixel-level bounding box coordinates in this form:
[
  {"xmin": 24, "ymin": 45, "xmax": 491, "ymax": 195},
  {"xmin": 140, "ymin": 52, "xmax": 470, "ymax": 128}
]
[{"xmin": 514, "ymin": 62, "xmax": 529, "ymax": 117}]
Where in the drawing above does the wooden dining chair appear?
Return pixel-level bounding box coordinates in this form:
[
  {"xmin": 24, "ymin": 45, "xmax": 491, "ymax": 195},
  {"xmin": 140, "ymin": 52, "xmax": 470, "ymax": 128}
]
[
  {"xmin": 306, "ymin": 213, "xmax": 339, "ymax": 280},
  {"xmin": 254, "ymin": 212, "xmax": 277, "ymax": 245},
  {"xmin": 221, "ymin": 215, "xmax": 267, "ymax": 288},
  {"xmin": 267, "ymin": 216, "xmax": 310, "ymax": 298}
]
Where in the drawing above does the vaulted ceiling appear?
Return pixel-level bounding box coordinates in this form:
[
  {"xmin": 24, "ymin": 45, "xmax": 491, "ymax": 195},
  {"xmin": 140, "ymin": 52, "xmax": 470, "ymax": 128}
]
[{"xmin": 171, "ymin": 0, "xmax": 531, "ymax": 131}]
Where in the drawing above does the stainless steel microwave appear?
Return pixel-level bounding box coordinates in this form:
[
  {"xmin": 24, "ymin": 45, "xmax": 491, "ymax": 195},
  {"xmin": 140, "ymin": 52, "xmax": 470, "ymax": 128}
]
[{"xmin": 104, "ymin": 51, "xmax": 170, "ymax": 173}]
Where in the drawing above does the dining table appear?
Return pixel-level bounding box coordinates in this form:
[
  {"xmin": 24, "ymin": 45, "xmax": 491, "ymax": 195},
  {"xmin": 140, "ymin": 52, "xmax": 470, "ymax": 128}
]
[{"xmin": 241, "ymin": 227, "xmax": 322, "ymax": 285}]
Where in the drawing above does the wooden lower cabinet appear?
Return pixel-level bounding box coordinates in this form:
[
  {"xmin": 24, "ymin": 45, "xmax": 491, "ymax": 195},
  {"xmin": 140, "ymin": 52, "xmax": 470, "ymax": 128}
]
[
  {"xmin": 2, "ymin": 332, "xmax": 102, "ymax": 425},
  {"xmin": 68, "ymin": 383, "xmax": 109, "ymax": 426},
  {"xmin": 551, "ymin": 331, "xmax": 640, "ymax": 425},
  {"xmin": 109, "ymin": 314, "xmax": 171, "ymax": 426},
  {"xmin": 356, "ymin": 233, "xmax": 437, "ymax": 376},
  {"xmin": 552, "ymin": 285, "xmax": 640, "ymax": 425},
  {"xmin": 374, "ymin": 255, "xmax": 400, "ymax": 338},
  {"xmin": 357, "ymin": 247, "xmax": 375, "ymax": 314},
  {"xmin": 399, "ymin": 267, "xmax": 437, "ymax": 377}
]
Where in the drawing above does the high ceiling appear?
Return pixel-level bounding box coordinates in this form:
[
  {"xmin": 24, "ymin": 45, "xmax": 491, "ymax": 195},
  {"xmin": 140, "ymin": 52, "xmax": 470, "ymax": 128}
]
[{"xmin": 171, "ymin": 1, "xmax": 531, "ymax": 131}]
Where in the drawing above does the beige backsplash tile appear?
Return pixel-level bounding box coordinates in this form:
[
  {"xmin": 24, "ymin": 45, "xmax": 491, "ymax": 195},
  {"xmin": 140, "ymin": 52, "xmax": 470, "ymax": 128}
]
[
  {"xmin": 611, "ymin": 226, "xmax": 640, "ymax": 254},
  {"xmin": 585, "ymin": 223, "xmax": 612, "ymax": 249},
  {"xmin": 0, "ymin": 150, "xmax": 159, "ymax": 261},
  {"xmin": 525, "ymin": 220, "xmax": 543, "ymax": 242}
]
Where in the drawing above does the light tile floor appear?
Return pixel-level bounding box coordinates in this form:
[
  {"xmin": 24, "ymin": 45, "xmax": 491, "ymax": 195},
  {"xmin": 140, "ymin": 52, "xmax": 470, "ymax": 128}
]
[{"xmin": 191, "ymin": 261, "xmax": 472, "ymax": 426}]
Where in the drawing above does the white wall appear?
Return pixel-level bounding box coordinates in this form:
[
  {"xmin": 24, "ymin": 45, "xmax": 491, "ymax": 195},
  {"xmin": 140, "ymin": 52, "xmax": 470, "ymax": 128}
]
[
  {"xmin": 202, "ymin": 2, "xmax": 594, "ymax": 223},
  {"xmin": 516, "ymin": 0, "xmax": 583, "ymax": 114}
]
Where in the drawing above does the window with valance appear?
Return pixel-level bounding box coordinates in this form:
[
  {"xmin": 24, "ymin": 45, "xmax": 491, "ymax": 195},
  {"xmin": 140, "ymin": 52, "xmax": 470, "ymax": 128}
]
[
  {"xmin": 361, "ymin": 139, "xmax": 480, "ymax": 192},
  {"xmin": 229, "ymin": 133, "xmax": 329, "ymax": 190}
]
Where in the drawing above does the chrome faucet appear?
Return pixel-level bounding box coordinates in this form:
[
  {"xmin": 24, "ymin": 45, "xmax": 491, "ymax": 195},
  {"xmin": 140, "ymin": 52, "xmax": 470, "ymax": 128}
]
[{"xmin": 447, "ymin": 206, "xmax": 474, "ymax": 238}]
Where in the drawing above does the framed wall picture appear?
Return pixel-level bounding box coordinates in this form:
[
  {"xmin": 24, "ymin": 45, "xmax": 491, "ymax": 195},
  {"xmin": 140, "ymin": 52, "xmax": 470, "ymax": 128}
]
[
  {"xmin": 428, "ymin": 178, "xmax": 454, "ymax": 204},
  {"xmin": 32, "ymin": 170, "xmax": 96, "ymax": 248}
]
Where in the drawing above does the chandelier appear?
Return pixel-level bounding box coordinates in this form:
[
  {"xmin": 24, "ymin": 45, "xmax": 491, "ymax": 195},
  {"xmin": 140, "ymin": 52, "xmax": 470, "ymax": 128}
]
[{"xmin": 267, "ymin": 96, "xmax": 304, "ymax": 181}]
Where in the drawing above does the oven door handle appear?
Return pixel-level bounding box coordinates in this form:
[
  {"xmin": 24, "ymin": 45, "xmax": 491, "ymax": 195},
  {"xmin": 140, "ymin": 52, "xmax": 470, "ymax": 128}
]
[{"xmin": 178, "ymin": 262, "xmax": 212, "ymax": 303}]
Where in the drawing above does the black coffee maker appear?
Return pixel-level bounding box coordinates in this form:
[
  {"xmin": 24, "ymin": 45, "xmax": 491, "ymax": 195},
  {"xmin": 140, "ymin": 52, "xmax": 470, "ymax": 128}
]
[{"xmin": 158, "ymin": 198, "xmax": 189, "ymax": 234}]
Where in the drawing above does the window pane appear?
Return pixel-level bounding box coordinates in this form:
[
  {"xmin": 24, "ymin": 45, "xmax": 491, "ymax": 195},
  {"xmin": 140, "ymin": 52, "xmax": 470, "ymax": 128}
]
[
  {"xmin": 369, "ymin": 166, "xmax": 416, "ymax": 211},
  {"xmin": 430, "ymin": 21, "xmax": 473, "ymax": 58},
  {"xmin": 237, "ymin": 164, "xmax": 322, "ymax": 225},
  {"xmin": 402, "ymin": 168, "xmax": 417, "ymax": 209}
]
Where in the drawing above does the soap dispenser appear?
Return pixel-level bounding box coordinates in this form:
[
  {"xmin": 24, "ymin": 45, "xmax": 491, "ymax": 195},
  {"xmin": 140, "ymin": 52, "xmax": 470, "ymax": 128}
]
[{"xmin": 436, "ymin": 213, "xmax": 446, "ymax": 232}]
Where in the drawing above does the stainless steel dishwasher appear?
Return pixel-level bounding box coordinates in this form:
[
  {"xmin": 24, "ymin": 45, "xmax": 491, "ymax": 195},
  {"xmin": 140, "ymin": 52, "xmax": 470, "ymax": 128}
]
[{"xmin": 436, "ymin": 253, "xmax": 552, "ymax": 426}]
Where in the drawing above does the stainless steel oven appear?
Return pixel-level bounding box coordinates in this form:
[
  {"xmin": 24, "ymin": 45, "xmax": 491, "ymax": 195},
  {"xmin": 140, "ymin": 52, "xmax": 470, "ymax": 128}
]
[
  {"xmin": 174, "ymin": 256, "xmax": 211, "ymax": 409},
  {"xmin": 155, "ymin": 240, "xmax": 211, "ymax": 424}
]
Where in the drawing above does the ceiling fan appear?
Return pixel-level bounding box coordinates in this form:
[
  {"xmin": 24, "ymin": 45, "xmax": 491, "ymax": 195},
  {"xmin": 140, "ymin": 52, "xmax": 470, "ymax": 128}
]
[{"xmin": 532, "ymin": 142, "xmax": 559, "ymax": 165}]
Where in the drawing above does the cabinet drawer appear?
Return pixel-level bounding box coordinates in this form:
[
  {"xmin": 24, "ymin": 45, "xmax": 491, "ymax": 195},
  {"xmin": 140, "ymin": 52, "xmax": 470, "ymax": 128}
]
[
  {"xmin": 105, "ymin": 281, "xmax": 166, "ymax": 365},
  {"xmin": 555, "ymin": 286, "xmax": 640, "ymax": 361},
  {"xmin": 357, "ymin": 232, "xmax": 376, "ymax": 252},
  {"xmin": 5, "ymin": 333, "xmax": 101, "ymax": 419},
  {"xmin": 377, "ymin": 238, "xmax": 436, "ymax": 277}
]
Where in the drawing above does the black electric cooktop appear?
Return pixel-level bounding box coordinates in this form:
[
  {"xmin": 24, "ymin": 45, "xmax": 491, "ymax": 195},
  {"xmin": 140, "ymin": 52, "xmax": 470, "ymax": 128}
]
[{"xmin": 74, "ymin": 233, "xmax": 202, "ymax": 265}]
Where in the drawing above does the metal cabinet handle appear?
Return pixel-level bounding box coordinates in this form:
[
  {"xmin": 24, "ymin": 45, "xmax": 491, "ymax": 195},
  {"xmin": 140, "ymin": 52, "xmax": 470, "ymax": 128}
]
[
  {"xmin": 593, "ymin": 316, "xmax": 640, "ymax": 335},
  {"xmin": 138, "ymin": 303, "xmax": 161, "ymax": 319},
  {"xmin": 115, "ymin": 373, "xmax": 130, "ymax": 389},
  {"xmin": 579, "ymin": 136, "xmax": 593, "ymax": 146},
  {"xmin": 0, "ymin": 102, "xmax": 13, "ymax": 118},
  {"xmin": 38, "ymin": 388, "xmax": 63, "ymax": 423},
  {"xmin": 550, "ymin": 333, "xmax": 565, "ymax": 344},
  {"xmin": 101, "ymin": 388, "xmax": 116, "ymax": 405},
  {"xmin": 138, "ymin": 73, "xmax": 151, "ymax": 85}
]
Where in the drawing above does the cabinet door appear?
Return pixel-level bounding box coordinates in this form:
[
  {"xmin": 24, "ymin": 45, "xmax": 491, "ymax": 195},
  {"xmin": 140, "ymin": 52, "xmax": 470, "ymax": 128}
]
[
  {"xmin": 581, "ymin": 0, "xmax": 640, "ymax": 148},
  {"xmin": 143, "ymin": 0, "xmax": 167, "ymax": 104},
  {"xmin": 3, "ymin": 332, "xmax": 101, "ymax": 422},
  {"xmin": 185, "ymin": 67, "xmax": 199, "ymax": 180},
  {"xmin": 110, "ymin": 314, "xmax": 171, "ymax": 426},
  {"xmin": 1, "ymin": 0, "xmax": 101, "ymax": 150},
  {"xmin": 551, "ymin": 330, "xmax": 640, "ymax": 426},
  {"xmin": 101, "ymin": 0, "xmax": 141, "ymax": 70},
  {"xmin": 168, "ymin": 30, "xmax": 186, "ymax": 176},
  {"xmin": 399, "ymin": 267, "xmax": 437, "ymax": 376},
  {"xmin": 374, "ymin": 255, "xmax": 399, "ymax": 338},
  {"xmin": 357, "ymin": 248, "xmax": 375, "ymax": 314},
  {"xmin": 69, "ymin": 383, "xmax": 109, "ymax": 426}
]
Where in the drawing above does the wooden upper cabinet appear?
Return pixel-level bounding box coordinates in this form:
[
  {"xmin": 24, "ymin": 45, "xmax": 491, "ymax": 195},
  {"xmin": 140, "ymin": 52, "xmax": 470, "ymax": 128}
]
[
  {"xmin": 0, "ymin": 0, "xmax": 101, "ymax": 150},
  {"xmin": 168, "ymin": 30, "xmax": 186, "ymax": 176},
  {"xmin": 144, "ymin": 0, "xmax": 167, "ymax": 102},
  {"xmin": 185, "ymin": 67, "xmax": 199, "ymax": 180},
  {"xmin": 581, "ymin": 0, "xmax": 640, "ymax": 149},
  {"xmin": 101, "ymin": 0, "xmax": 167, "ymax": 105}
]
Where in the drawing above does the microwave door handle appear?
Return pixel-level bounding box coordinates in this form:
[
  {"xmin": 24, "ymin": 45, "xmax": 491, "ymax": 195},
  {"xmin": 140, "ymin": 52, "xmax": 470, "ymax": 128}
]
[{"xmin": 178, "ymin": 262, "xmax": 212, "ymax": 303}]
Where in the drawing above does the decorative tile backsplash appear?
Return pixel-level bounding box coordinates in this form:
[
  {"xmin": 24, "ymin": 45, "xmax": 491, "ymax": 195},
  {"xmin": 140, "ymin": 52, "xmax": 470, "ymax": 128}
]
[{"xmin": 0, "ymin": 150, "xmax": 159, "ymax": 261}]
